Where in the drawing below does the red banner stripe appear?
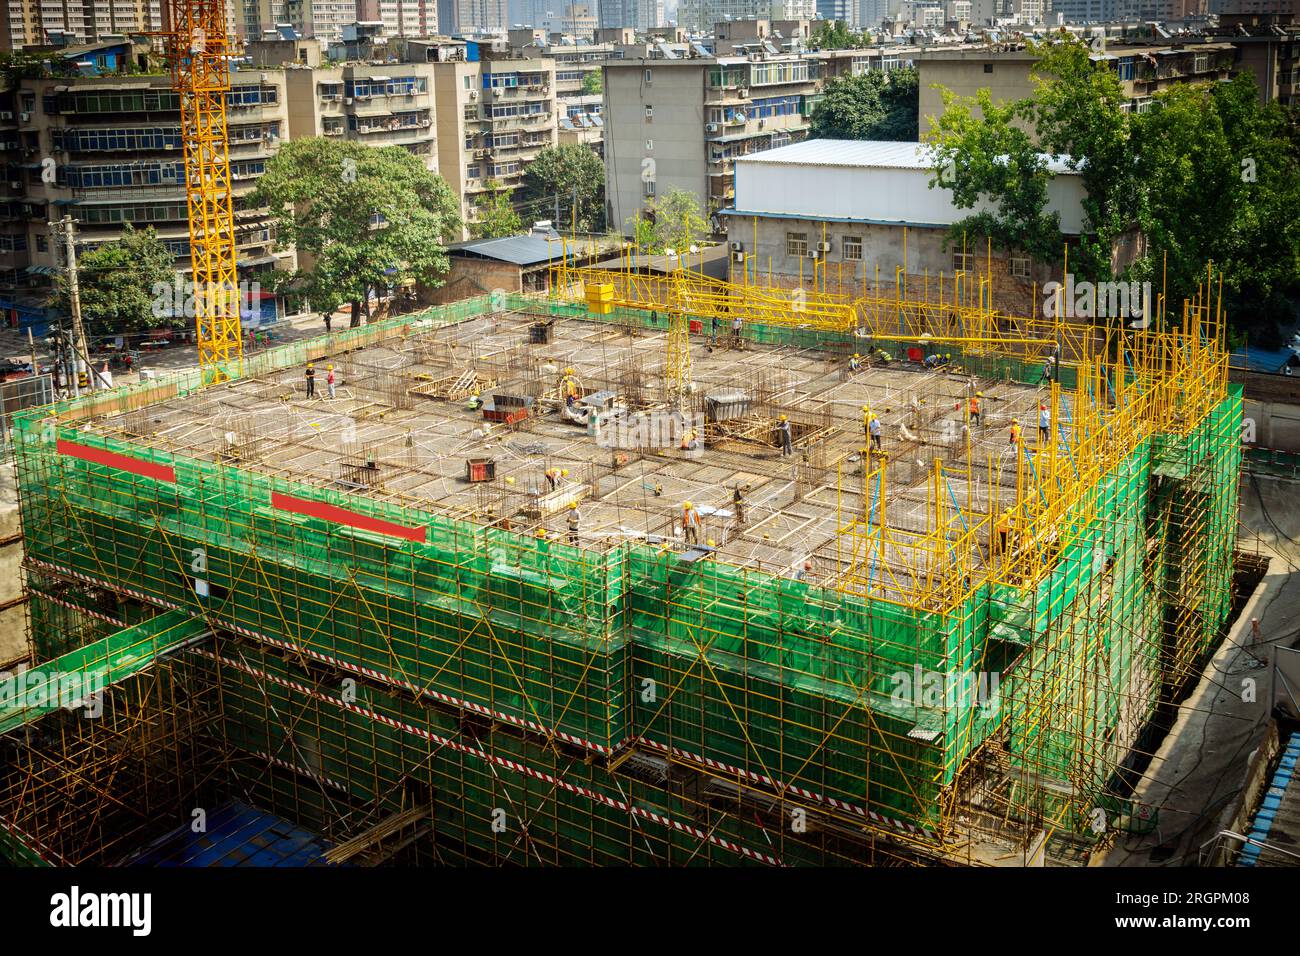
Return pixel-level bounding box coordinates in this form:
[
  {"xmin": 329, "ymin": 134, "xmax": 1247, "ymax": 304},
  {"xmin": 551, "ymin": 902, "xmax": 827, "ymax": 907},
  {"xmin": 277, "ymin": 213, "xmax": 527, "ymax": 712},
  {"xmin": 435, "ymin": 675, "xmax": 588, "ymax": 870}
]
[
  {"xmin": 271, "ymin": 492, "xmax": 426, "ymax": 543},
  {"xmin": 57, "ymin": 439, "xmax": 176, "ymax": 483}
]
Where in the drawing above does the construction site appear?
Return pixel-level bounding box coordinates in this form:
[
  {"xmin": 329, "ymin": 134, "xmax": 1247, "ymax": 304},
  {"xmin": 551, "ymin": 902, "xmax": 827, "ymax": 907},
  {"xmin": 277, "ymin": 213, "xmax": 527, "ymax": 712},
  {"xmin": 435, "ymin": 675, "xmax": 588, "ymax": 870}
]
[{"xmin": 0, "ymin": 243, "xmax": 1247, "ymax": 866}]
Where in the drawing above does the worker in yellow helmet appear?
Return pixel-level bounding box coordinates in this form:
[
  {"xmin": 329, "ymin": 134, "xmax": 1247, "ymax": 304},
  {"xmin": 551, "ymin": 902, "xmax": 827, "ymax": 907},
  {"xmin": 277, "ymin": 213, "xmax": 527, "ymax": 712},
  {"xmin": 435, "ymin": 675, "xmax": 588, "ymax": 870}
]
[
  {"xmin": 776, "ymin": 414, "xmax": 793, "ymax": 457},
  {"xmin": 1009, "ymin": 418, "xmax": 1022, "ymax": 446},
  {"xmin": 326, "ymin": 363, "xmax": 336, "ymax": 400},
  {"xmin": 566, "ymin": 501, "xmax": 581, "ymax": 546},
  {"xmin": 849, "ymin": 352, "xmax": 863, "ymax": 373},
  {"xmin": 996, "ymin": 508, "xmax": 1013, "ymax": 555},
  {"xmin": 969, "ymin": 391, "xmax": 982, "ymax": 426},
  {"xmin": 681, "ymin": 501, "xmax": 700, "ymax": 545},
  {"xmin": 305, "ymin": 362, "xmax": 316, "ymax": 399}
]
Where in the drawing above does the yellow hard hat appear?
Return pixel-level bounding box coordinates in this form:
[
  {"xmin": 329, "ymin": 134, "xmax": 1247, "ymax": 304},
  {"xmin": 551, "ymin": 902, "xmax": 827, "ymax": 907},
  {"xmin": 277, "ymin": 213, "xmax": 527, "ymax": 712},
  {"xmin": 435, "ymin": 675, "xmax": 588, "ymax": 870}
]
[
  {"xmin": 706, "ymin": 539, "xmax": 715, "ymax": 547},
  {"xmin": 565, "ymin": 367, "xmax": 575, "ymax": 375},
  {"xmin": 328, "ymin": 364, "xmax": 334, "ymax": 370},
  {"xmin": 1012, "ymin": 418, "xmax": 1020, "ymax": 424},
  {"xmin": 307, "ymin": 362, "xmax": 314, "ymax": 368},
  {"xmin": 862, "ymin": 405, "xmax": 870, "ymax": 412},
  {"xmin": 561, "ymin": 468, "xmax": 569, "ymax": 476},
  {"xmin": 569, "ymin": 502, "xmax": 577, "ymax": 509},
  {"xmin": 976, "ymin": 391, "xmax": 983, "ymax": 397},
  {"xmin": 853, "ymin": 353, "xmax": 860, "ymax": 358},
  {"xmin": 779, "ymin": 414, "xmax": 788, "ymax": 421},
  {"xmin": 683, "ymin": 501, "xmax": 692, "ymax": 509},
  {"xmin": 945, "ymin": 353, "xmax": 951, "ymax": 359}
]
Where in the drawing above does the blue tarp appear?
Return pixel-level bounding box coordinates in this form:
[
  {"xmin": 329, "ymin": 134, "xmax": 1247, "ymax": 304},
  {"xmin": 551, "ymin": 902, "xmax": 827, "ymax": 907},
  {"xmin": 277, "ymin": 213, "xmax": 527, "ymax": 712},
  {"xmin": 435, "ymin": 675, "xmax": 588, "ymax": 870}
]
[
  {"xmin": 124, "ymin": 801, "xmax": 337, "ymax": 867},
  {"xmin": 1228, "ymin": 346, "xmax": 1300, "ymax": 375}
]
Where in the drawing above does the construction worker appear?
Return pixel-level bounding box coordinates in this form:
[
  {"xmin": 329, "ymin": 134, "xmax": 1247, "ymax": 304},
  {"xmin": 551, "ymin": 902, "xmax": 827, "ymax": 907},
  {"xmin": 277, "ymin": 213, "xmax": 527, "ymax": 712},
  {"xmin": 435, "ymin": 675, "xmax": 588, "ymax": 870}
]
[
  {"xmin": 327, "ymin": 363, "xmax": 336, "ymax": 400},
  {"xmin": 862, "ymin": 405, "xmax": 872, "ymax": 443},
  {"xmin": 1009, "ymin": 418, "xmax": 1022, "ymax": 446},
  {"xmin": 876, "ymin": 349, "xmax": 893, "ymax": 366},
  {"xmin": 869, "ymin": 413, "xmax": 883, "ymax": 452},
  {"xmin": 850, "ymin": 352, "xmax": 863, "ymax": 372},
  {"xmin": 711, "ymin": 315, "xmax": 720, "ymax": 345},
  {"xmin": 566, "ymin": 502, "xmax": 581, "ymax": 546},
  {"xmin": 545, "ymin": 467, "xmax": 562, "ymax": 491},
  {"xmin": 1040, "ymin": 354, "xmax": 1057, "ymax": 384},
  {"xmin": 969, "ymin": 391, "xmax": 982, "ymax": 426},
  {"xmin": 323, "ymin": 310, "xmax": 333, "ymax": 333},
  {"xmin": 1038, "ymin": 403, "xmax": 1050, "ymax": 442},
  {"xmin": 731, "ymin": 314, "xmax": 743, "ymax": 349},
  {"xmin": 733, "ymin": 484, "xmax": 747, "ymax": 525},
  {"xmin": 305, "ymin": 362, "xmax": 316, "ymax": 399},
  {"xmin": 924, "ymin": 352, "xmax": 941, "ymax": 369},
  {"xmin": 794, "ymin": 560, "xmax": 813, "ymax": 581},
  {"xmin": 995, "ymin": 509, "xmax": 1013, "ymax": 556},
  {"xmin": 943, "ymin": 353, "xmax": 951, "ymax": 367},
  {"xmin": 776, "ymin": 414, "xmax": 793, "ymax": 457},
  {"xmin": 682, "ymin": 501, "xmax": 700, "ymax": 545},
  {"xmin": 680, "ymin": 425, "xmax": 700, "ymax": 451},
  {"xmin": 466, "ymin": 389, "xmax": 483, "ymax": 411},
  {"xmin": 559, "ymin": 367, "xmax": 581, "ymax": 407}
]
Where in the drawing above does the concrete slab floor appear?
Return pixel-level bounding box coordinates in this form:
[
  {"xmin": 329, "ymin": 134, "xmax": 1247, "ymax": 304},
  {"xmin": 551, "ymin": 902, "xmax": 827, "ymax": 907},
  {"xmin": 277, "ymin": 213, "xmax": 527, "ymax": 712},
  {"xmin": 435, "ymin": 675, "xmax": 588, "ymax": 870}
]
[{"xmin": 80, "ymin": 310, "xmax": 1059, "ymax": 596}]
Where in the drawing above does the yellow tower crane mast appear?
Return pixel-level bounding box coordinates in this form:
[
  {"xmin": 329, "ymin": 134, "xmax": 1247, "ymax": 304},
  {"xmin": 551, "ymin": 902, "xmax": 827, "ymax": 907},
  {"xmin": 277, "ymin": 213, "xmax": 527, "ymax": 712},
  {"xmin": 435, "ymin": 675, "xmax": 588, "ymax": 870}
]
[{"xmin": 169, "ymin": 0, "xmax": 243, "ymax": 381}]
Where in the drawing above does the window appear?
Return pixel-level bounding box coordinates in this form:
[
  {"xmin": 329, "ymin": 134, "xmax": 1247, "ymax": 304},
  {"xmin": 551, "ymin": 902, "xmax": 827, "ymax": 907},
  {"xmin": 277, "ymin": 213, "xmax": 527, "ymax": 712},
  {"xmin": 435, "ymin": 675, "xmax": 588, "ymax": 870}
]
[
  {"xmin": 36, "ymin": 235, "xmax": 48, "ymax": 252},
  {"xmin": 645, "ymin": 139, "xmax": 653, "ymax": 150},
  {"xmin": 787, "ymin": 232, "xmax": 808, "ymax": 258},
  {"xmin": 645, "ymin": 105, "xmax": 653, "ymax": 119},
  {"xmin": 842, "ymin": 236, "xmax": 863, "ymax": 261},
  {"xmin": 1194, "ymin": 55, "xmax": 1208, "ymax": 73},
  {"xmin": 983, "ymin": 63, "xmax": 993, "ymax": 74},
  {"xmin": 645, "ymin": 69, "xmax": 653, "ymax": 84},
  {"xmin": 953, "ymin": 252, "xmax": 974, "ymax": 272},
  {"xmin": 466, "ymin": 164, "xmax": 479, "ymax": 179},
  {"xmin": 643, "ymin": 179, "xmax": 655, "ymax": 197},
  {"xmin": 1010, "ymin": 256, "xmax": 1030, "ymax": 279}
]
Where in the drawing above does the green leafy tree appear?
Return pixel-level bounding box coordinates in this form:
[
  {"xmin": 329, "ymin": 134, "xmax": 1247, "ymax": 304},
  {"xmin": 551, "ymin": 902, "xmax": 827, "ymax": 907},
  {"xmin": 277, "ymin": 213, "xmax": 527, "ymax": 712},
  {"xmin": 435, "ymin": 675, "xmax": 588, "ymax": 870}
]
[
  {"xmin": 519, "ymin": 144, "xmax": 606, "ymax": 232},
  {"xmin": 927, "ymin": 90, "xmax": 1064, "ymax": 264},
  {"xmin": 809, "ymin": 21, "xmax": 867, "ymax": 50},
  {"xmin": 810, "ymin": 68, "xmax": 919, "ymax": 141},
  {"xmin": 470, "ymin": 179, "xmax": 524, "ymax": 239},
  {"xmin": 928, "ymin": 37, "xmax": 1300, "ymax": 343},
  {"xmin": 250, "ymin": 137, "xmax": 460, "ymax": 326},
  {"xmin": 630, "ymin": 188, "xmax": 710, "ymax": 254},
  {"xmin": 581, "ymin": 70, "xmax": 602, "ymax": 95},
  {"xmin": 53, "ymin": 224, "xmax": 174, "ymax": 335}
]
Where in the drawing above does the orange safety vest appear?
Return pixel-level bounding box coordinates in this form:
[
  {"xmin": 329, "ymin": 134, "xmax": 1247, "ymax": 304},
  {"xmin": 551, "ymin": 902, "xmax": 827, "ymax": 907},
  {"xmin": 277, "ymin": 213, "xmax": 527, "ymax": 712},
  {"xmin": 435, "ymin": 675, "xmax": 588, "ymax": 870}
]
[
  {"xmin": 683, "ymin": 509, "xmax": 700, "ymax": 528},
  {"xmin": 969, "ymin": 397, "xmax": 980, "ymax": 414},
  {"xmin": 1010, "ymin": 423, "xmax": 1021, "ymax": 443}
]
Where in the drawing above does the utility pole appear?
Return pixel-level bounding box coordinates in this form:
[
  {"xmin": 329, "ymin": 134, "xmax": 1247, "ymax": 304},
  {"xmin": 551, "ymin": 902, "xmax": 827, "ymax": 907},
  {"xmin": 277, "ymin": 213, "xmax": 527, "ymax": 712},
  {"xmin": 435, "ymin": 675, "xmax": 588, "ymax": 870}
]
[{"xmin": 50, "ymin": 216, "xmax": 93, "ymax": 395}]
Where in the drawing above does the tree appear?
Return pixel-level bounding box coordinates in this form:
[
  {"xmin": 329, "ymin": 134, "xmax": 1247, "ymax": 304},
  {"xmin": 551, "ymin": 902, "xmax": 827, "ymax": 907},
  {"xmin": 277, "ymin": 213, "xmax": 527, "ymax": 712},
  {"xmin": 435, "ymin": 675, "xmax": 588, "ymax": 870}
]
[
  {"xmin": 581, "ymin": 70, "xmax": 602, "ymax": 96},
  {"xmin": 53, "ymin": 224, "xmax": 174, "ymax": 336},
  {"xmin": 250, "ymin": 137, "xmax": 460, "ymax": 326},
  {"xmin": 519, "ymin": 144, "xmax": 606, "ymax": 233},
  {"xmin": 470, "ymin": 180, "xmax": 524, "ymax": 239},
  {"xmin": 927, "ymin": 90, "xmax": 1064, "ymax": 264},
  {"xmin": 630, "ymin": 188, "xmax": 710, "ymax": 254},
  {"xmin": 809, "ymin": 21, "xmax": 863, "ymax": 50},
  {"xmin": 928, "ymin": 37, "xmax": 1300, "ymax": 343},
  {"xmin": 810, "ymin": 68, "xmax": 919, "ymax": 142}
]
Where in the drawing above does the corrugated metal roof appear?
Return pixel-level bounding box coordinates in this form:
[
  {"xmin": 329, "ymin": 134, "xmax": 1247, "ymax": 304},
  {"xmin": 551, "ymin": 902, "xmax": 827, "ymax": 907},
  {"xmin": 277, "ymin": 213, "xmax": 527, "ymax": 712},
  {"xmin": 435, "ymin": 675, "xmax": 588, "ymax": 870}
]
[
  {"xmin": 734, "ymin": 139, "xmax": 1081, "ymax": 176},
  {"xmin": 449, "ymin": 234, "xmax": 564, "ymax": 266}
]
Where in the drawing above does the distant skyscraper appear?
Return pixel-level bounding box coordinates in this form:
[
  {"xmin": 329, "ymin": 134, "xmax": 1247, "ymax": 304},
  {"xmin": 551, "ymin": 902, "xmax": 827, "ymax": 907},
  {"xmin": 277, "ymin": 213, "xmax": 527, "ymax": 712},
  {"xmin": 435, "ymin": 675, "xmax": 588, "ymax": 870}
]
[
  {"xmin": 816, "ymin": 0, "xmax": 855, "ymax": 19},
  {"xmin": 2, "ymin": 0, "xmax": 167, "ymax": 47}
]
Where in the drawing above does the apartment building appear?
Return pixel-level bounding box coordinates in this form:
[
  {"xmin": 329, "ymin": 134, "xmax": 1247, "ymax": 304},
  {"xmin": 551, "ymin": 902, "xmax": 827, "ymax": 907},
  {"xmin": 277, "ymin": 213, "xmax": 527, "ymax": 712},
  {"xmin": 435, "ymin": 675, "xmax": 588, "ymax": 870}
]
[
  {"xmin": 1210, "ymin": 12, "xmax": 1300, "ymax": 106},
  {"xmin": 1, "ymin": 0, "xmax": 166, "ymax": 47},
  {"xmin": 0, "ymin": 70, "xmax": 293, "ymax": 329},
  {"xmin": 283, "ymin": 62, "xmax": 439, "ymax": 172},
  {"xmin": 436, "ymin": 0, "xmax": 507, "ymax": 32},
  {"xmin": 677, "ymin": 0, "xmax": 815, "ymax": 31},
  {"xmin": 917, "ymin": 42, "xmax": 1237, "ymax": 140},
  {"xmin": 595, "ymin": 0, "xmax": 664, "ymax": 28},
  {"xmin": 283, "ymin": 0, "xmax": 363, "ymax": 42},
  {"xmin": 356, "ymin": 0, "xmax": 437, "ymax": 34},
  {"xmin": 603, "ymin": 43, "xmax": 918, "ymax": 230},
  {"xmin": 511, "ymin": 30, "xmax": 616, "ymax": 155},
  {"xmin": 432, "ymin": 50, "xmax": 558, "ymax": 235}
]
